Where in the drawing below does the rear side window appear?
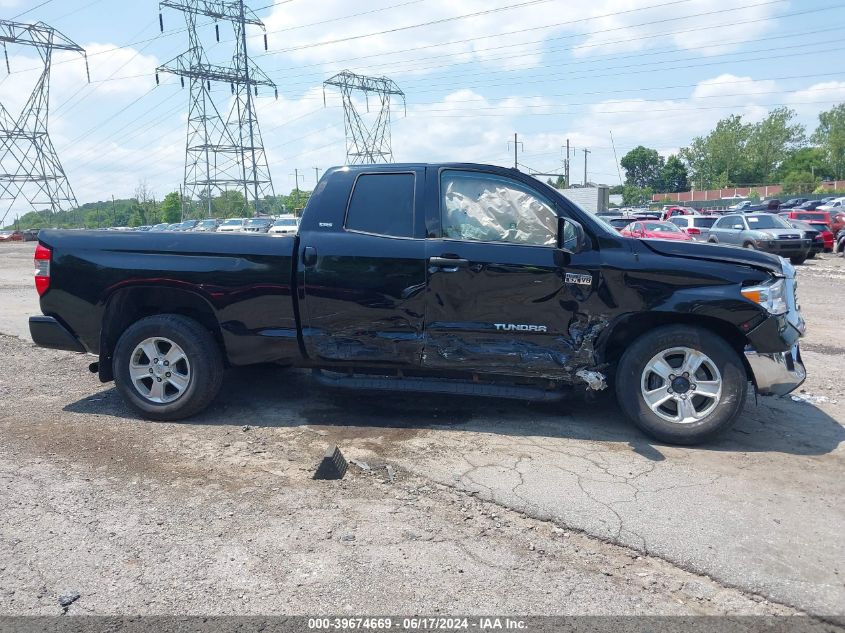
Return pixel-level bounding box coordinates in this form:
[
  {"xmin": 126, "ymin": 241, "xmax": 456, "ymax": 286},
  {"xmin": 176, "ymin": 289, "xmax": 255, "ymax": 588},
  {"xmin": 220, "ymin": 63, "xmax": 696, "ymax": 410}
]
[
  {"xmin": 669, "ymin": 217, "xmax": 687, "ymax": 227},
  {"xmin": 692, "ymin": 217, "xmax": 717, "ymax": 228},
  {"xmin": 346, "ymin": 173, "xmax": 415, "ymax": 238}
]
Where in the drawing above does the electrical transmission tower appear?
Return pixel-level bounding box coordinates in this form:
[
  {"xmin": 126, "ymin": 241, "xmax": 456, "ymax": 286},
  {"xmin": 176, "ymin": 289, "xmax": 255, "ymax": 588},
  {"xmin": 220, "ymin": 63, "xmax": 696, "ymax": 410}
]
[
  {"xmin": 323, "ymin": 70, "xmax": 405, "ymax": 165},
  {"xmin": 156, "ymin": 0, "xmax": 276, "ymax": 217},
  {"xmin": 0, "ymin": 21, "xmax": 88, "ymax": 227}
]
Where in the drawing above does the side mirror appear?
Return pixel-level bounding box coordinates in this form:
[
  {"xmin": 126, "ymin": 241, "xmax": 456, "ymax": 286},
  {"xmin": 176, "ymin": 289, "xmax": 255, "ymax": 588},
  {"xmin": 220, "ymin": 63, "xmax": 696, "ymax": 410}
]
[{"xmin": 557, "ymin": 216, "xmax": 587, "ymax": 253}]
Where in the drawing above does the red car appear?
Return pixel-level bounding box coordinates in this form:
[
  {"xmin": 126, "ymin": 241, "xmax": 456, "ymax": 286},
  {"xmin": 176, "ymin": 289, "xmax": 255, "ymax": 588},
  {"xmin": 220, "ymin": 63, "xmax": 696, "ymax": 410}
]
[
  {"xmin": 661, "ymin": 206, "xmax": 697, "ymax": 221},
  {"xmin": 779, "ymin": 210, "xmax": 835, "ymax": 251},
  {"xmin": 0, "ymin": 230, "xmax": 24, "ymax": 242},
  {"xmin": 620, "ymin": 220, "xmax": 693, "ymax": 241}
]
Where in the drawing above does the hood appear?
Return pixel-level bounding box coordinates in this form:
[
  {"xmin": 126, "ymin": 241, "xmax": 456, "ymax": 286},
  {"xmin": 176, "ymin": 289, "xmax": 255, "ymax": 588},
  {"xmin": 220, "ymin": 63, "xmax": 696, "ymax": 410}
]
[
  {"xmin": 639, "ymin": 239, "xmax": 784, "ymax": 275},
  {"xmin": 761, "ymin": 228, "xmax": 803, "ymax": 238}
]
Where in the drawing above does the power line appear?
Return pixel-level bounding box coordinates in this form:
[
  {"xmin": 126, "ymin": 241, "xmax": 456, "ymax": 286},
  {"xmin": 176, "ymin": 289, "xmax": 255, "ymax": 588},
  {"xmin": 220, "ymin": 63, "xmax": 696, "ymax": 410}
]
[{"xmin": 10, "ymin": 0, "xmax": 56, "ymax": 20}]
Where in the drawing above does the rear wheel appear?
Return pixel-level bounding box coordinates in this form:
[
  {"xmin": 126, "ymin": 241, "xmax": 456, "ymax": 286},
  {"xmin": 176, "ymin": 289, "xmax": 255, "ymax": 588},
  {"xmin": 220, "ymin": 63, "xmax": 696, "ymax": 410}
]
[
  {"xmin": 743, "ymin": 241, "xmax": 756, "ymax": 249},
  {"xmin": 615, "ymin": 325, "xmax": 747, "ymax": 445},
  {"xmin": 113, "ymin": 314, "xmax": 223, "ymax": 420}
]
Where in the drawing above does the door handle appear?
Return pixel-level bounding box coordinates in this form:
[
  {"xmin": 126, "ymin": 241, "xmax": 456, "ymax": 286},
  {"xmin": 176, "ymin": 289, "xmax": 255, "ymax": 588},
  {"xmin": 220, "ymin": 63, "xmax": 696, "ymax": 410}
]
[
  {"xmin": 429, "ymin": 256, "xmax": 469, "ymax": 271},
  {"xmin": 303, "ymin": 246, "xmax": 317, "ymax": 267}
]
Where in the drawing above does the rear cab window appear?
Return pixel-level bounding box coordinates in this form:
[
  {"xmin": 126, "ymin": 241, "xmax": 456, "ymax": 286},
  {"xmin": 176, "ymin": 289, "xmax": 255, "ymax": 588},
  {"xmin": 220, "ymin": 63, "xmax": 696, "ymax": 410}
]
[{"xmin": 345, "ymin": 173, "xmax": 416, "ymax": 238}]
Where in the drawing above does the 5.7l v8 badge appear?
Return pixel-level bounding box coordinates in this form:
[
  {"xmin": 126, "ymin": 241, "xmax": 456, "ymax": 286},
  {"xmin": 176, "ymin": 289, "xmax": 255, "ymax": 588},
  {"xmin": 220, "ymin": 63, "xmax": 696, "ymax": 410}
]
[{"xmin": 565, "ymin": 272, "xmax": 593, "ymax": 286}]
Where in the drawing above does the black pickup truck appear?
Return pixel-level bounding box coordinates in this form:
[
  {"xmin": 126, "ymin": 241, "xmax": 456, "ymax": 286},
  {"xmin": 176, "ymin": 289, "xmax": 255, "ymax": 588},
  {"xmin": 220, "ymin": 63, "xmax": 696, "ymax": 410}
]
[{"xmin": 29, "ymin": 163, "xmax": 806, "ymax": 444}]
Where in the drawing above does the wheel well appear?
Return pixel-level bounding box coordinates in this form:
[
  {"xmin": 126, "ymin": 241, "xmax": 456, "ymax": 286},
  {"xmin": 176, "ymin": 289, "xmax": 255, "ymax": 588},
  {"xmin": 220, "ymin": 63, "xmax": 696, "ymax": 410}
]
[
  {"xmin": 599, "ymin": 313, "xmax": 752, "ymax": 381},
  {"xmin": 99, "ymin": 286, "xmax": 224, "ymax": 381}
]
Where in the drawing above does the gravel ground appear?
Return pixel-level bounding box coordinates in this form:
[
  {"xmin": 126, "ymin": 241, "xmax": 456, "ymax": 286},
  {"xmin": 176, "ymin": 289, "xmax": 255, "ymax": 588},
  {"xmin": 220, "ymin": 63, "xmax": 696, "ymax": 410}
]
[{"xmin": 0, "ymin": 241, "xmax": 842, "ymax": 622}]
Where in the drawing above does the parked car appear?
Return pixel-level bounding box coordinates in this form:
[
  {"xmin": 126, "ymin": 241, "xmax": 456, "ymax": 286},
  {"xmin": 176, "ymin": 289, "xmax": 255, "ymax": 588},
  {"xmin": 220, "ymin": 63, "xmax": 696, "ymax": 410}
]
[
  {"xmin": 661, "ymin": 206, "xmax": 697, "ymax": 221},
  {"xmin": 744, "ymin": 199, "xmax": 782, "ymax": 213},
  {"xmin": 193, "ymin": 219, "xmax": 221, "ymax": 232},
  {"xmin": 836, "ymin": 228, "xmax": 845, "ymax": 254},
  {"xmin": 172, "ymin": 220, "xmax": 199, "ymax": 232},
  {"xmin": 216, "ymin": 218, "xmax": 246, "ymax": 233},
  {"xmin": 832, "ymin": 210, "xmax": 845, "ymax": 236},
  {"xmin": 818, "ymin": 197, "xmax": 845, "ymax": 213},
  {"xmin": 28, "ymin": 162, "xmax": 807, "ymax": 445},
  {"xmin": 779, "ymin": 209, "xmax": 831, "ymax": 227},
  {"xmin": 600, "ymin": 216, "xmax": 638, "ymax": 231},
  {"xmin": 786, "ymin": 220, "xmax": 825, "ymax": 258},
  {"xmin": 268, "ymin": 215, "xmax": 299, "ymax": 236},
  {"xmin": 795, "ymin": 200, "xmax": 826, "ymax": 211},
  {"xmin": 22, "ymin": 229, "xmax": 39, "ymax": 241},
  {"xmin": 166, "ymin": 223, "xmax": 182, "ymax": 231},
  {"xmin": 778, "ymin": 198, "xmax": 808, "ymax": 210},
  {"xmin": 668, "ymin": 215, "xmax": 718, "ymax": 241},
  {"xmin": 242, "ymin": 217, "xmax": 274, "ymax": 234},
  {"xmin": 0, "ymin": 230, "xmax": 24, "ymax": 242},
  {"xmin": 707, "ymin": 213, "xmax": 811, "ymax": 264},
  {"xmin": 136, "ymin": 226, "xmax": 152, "ymax": 232},
  {"xmin": 620, "ymin": 220, "xmax": 692, "ymax": 241},
  {"xmin": 150, "ymin": 223, "xmax": 170, "ymax": 232},
  {"xmin": 728, "ymin": 200, "xmax": 753, "ymax": 211}
]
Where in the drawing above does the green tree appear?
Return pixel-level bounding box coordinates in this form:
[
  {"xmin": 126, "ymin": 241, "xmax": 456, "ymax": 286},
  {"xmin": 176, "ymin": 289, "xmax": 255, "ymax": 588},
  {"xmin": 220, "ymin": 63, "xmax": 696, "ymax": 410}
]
[
  {"xmin": 622, "ymin": 185, "xmax": 653, "ymax": 206},
  {"xmin": 680, "ymin": 114, "xmax": 752, "ymax": 188},
  {"xmin": 213, "ymin": 190, "xmax": 247, "ymax": 218},
  {"xmin": 620, "ymin": 146, "xmax": 664, "ymax": 189},
  {"xmin": 745, "ymin": 107, "xmax": 805, "ymax": 182},
  {"xmin": 660, "ymin": 155, "xmax": 688, "ymax": 192},
  {"xmin": 159, "ymin": 192, "xmax": 182, "ymax": 223},
  {"xmin": 811, "ymin": 103, "xmax": 845, "ymax": 179},
  {"xmin": 781, "ymin": 170, "xmax": 819, "ymax": 195},
  {"xmin": 775, "ymin": 147, "xmax": 833, "ymax": 181}
]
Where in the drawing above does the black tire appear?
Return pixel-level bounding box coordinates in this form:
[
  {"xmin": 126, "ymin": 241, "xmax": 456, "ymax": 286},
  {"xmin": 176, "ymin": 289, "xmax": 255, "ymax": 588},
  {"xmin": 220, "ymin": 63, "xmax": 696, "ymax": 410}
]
[
  {"xmin": 708, "ymin": 237, "xmax": 718, "ymax": 244},
  {"xmin": 807, "ymin": 251, "xmax": 816, "ymax": 259},
  {"xmin": 789, "ymin": 254, "xmax": 807, "ymax": 265},
  {"xmin": 743, "ymin": 241, "xmax": 756, "ymax": 249},
  {"xmin": 615, "ymin": 325, "xmax": 747, "ymax": 445},
  {"xmin": 113, "ymin": 314, "xmax": 223, "ymax": 421}
]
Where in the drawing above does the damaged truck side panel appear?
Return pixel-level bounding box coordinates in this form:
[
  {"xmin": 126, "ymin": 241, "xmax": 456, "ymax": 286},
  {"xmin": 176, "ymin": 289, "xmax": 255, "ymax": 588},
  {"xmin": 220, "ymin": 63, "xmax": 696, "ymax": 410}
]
[{"xmin": 30, "ymin": 162, "xmax": 807, "ymax": 444}]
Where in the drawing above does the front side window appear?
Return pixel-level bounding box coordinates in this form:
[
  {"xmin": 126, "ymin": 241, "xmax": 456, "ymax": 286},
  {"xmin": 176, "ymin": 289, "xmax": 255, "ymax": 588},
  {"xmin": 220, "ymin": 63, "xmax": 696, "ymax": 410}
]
[
  {"xmin": 346, "ymin": 173, "xmax": 415, "ymax": 238},
  {"xmin": 441, "ymin": 170, "xmax": 557, "ymax": 246}
]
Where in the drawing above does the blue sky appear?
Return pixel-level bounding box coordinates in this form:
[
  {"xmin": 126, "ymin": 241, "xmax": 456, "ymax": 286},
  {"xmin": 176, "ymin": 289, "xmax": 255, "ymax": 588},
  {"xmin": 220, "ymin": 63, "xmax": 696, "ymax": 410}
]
[{"xmin": 2, "ymin": 0, "xmax": 844, "ymax": 221}]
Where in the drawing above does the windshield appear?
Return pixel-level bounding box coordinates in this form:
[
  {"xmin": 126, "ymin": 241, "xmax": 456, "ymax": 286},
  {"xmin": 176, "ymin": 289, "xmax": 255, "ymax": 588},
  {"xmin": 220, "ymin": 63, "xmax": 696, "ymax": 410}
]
[
  {"xmin": 794, "ymin": 212, "xmax": 826, "ymax": 222},
  {"xmin": 245, "ymin": 218, "xmax": 271, "ymax": 227},
  {"xmin": 198, "ymin": 220, "xmax": 216, "ymax": 228},
  {"xmin": 746, "ymin": 215, "xmax": 790, "ymax": 229},
  {"xmin": 809, "ymin": 223, "xmax": 829, "ymax": 232},
  {"xmin": 273, "ymin": 219, "xmax": 297, "ymax": 227},
  {"xmin": 221, "ymin": 219, "xmax": 242, "ymax": 226}
]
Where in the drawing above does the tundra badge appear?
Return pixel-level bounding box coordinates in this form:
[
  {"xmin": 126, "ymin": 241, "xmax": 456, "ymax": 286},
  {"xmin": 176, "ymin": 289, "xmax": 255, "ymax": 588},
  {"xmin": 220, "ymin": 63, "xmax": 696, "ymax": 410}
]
[
  {"xmin": 565, "ymin": 272, "xmax": 593, "ymax": 286},
  {"xmin": 494, "ymin": 324, "xmax": 548, "ymax": 332}
]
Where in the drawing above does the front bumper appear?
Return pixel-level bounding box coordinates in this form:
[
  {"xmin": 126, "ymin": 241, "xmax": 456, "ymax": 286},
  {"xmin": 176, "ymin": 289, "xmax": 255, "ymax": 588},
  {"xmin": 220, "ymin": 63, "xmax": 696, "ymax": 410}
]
[
  {"xmin": 29, "ymin": 316, "xmax": 86, "ymax": 353},
  {"xmin": 745, "ymin": 344, "xmax": 806, "ymax": 395},
  {"xmin": 744, "ymin": 267, "xmax": 806, "ymax": 396}
]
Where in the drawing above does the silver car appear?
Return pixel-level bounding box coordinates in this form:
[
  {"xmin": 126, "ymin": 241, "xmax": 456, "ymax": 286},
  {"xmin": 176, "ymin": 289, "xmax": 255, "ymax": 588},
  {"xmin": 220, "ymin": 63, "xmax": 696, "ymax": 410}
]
[
  {"xmin": 667, "ymin": 215, "xmax": 718, "ymax": 241},
  {"xmin": 707, "ymin": 213, "xmax": 811, "ymax": 264}
]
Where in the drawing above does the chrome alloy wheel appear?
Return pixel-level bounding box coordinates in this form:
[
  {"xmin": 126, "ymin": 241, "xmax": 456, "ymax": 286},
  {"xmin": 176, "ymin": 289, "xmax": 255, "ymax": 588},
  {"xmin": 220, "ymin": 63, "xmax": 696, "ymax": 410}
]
[
  {"xmin": 129, "ymin": 337, "xmax": 191, "ymax": 404},
  {"xmin": 640, "ymin": 346, "xmax": 722, "ymax": 424}
]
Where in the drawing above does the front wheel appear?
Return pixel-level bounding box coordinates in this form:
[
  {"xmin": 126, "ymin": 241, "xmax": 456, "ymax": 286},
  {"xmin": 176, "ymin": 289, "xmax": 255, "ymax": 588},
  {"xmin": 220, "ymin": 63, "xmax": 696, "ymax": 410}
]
[
  {"xmin": 789, "ymin": 254, "xmax": 807, "ymax": 265},
  {"xmin": 113, "ymin": 314, "xmax": 224, "ymax": 420},
  {"xmin": 615, "ymin": 325, "xmax": 747, "ymax": 444}
]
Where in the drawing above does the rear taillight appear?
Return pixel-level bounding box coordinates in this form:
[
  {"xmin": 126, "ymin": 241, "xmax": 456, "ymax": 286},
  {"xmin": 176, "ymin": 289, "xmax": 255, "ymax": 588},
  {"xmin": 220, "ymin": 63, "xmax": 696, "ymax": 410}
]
[
  {"xmin": 687, "ymin": 227, "xmax": 701, "ymax": 235},
  {"xmin": 34, "ymin": 243, "xmax": 51, "ymax": 296}
]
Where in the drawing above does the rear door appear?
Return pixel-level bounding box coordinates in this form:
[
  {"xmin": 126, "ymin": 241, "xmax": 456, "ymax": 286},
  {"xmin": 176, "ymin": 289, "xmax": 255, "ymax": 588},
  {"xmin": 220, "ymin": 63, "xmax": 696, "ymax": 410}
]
[
  {"xmin": 298, "ymin": 168, "xmax": 427, "ymax": 366},
  {"xmin": 421, "ymin": 167, "xmax": 600, "ymax": 379}
]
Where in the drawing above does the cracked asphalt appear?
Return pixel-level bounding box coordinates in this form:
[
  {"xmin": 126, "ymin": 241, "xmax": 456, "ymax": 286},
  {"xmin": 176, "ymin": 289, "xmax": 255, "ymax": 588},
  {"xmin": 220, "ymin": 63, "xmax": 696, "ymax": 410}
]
[{"xmin": 0, "ymin": 242, "xmax": 843, "ymax": 619}]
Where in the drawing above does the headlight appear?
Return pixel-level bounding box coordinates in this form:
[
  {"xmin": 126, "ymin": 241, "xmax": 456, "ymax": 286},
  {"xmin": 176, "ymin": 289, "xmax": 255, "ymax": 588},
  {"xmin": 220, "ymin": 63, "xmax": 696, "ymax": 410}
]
[
  {"xmin": 741, "ymin": 278, "xmax": 788, "ymax": 315},
  {"xmin": 757, "ymin": 232, "xmax": 775, "ymax": 240}
]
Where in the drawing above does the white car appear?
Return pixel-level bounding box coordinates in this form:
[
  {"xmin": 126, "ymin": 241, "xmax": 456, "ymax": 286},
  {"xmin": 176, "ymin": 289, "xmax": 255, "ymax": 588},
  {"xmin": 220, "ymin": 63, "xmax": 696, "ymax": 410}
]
[
  {"xmin": 268, "ymin": 215, "xmax": 299, "ymax": 236},
  {"xmin": 818, "ymin": 197, "xmax": 845, "ymax": 212},
  {"xmin": 216, "ymin": 218, "xmax": 247, "ymax": 233}
]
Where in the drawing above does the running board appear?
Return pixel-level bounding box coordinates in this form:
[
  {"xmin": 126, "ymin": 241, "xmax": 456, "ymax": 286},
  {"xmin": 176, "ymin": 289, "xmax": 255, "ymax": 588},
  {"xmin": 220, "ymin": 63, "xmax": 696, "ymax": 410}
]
[{"xmin": 312, "ymin": 370, "xmax": 565, "ymax": 402}]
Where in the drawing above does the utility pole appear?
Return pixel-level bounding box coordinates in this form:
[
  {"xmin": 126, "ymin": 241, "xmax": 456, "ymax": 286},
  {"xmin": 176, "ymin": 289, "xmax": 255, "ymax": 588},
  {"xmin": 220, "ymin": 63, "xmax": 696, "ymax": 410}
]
[
  {"xmin": 323, "ymin": 70, "xmax": 405, "ymax": 164},
  {"xmin": 582, "ymin": 148, "xmax": 591, "ymax": 186},
  {"xmin": 508, "ymin": 133, "xmax": 524, "ymax": 171},
  {"xmin": 563, "ymin": 139, "xmax": 570, "ymax": 188},
  {"xmin": 0, "ymin": 20, "xmax": 89, "ymax": 227},
  {"xmin": 111, "ymin": 195, "xmax": 116, "ymax": 226},
  {"xmin": 313, "ymin": 167, "xmax": 321, "ymax": 183},
  {"xmin": 291, "ymin": 169, "xmax": 305, "ymax": 213}
]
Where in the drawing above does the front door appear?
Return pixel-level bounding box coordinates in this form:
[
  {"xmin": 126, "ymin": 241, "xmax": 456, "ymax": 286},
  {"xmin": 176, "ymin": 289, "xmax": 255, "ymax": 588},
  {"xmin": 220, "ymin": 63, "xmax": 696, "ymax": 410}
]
[{"xmin": 422, "ymin": 168, "xmax": 600, "ymax": 380}]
